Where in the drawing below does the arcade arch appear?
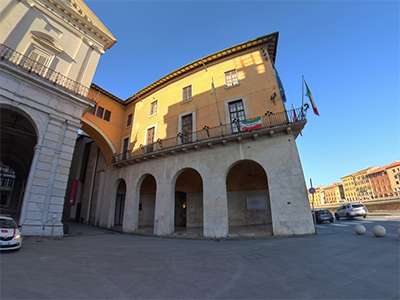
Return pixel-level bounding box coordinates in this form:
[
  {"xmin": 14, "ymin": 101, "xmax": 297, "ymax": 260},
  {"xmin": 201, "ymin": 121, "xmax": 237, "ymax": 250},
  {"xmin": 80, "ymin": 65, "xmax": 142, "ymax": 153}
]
[
  {"xmin": 80, "ymin": 119, "xmax": 117, "ymax": 165},
  {"xmin": 0, "ymin": 106, "xmax": 37, "ymax": 218},
  {"xmin": 137, "ymin": 174, "xmax": 156, "ymax": 233},
  {"xmin": 226, "ymin": 160, "xmax": 272, "ymax": 235},
  {"xmin": 174, "ymin": 168, "xmax": 203, "ymax": 234}
]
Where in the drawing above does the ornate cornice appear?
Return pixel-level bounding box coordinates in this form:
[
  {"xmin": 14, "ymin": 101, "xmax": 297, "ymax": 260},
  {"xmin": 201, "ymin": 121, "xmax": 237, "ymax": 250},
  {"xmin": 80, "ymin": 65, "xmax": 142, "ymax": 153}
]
[{"xmin": 33, "ymin": 0, "xmax": 117, "ymax": 51}]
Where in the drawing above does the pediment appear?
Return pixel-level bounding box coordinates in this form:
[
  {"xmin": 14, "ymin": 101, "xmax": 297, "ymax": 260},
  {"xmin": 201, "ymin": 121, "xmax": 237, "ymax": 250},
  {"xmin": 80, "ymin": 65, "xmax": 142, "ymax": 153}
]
[{"xmin": 40, "ymin": 0, "xmax": 116, "ymax": 50}]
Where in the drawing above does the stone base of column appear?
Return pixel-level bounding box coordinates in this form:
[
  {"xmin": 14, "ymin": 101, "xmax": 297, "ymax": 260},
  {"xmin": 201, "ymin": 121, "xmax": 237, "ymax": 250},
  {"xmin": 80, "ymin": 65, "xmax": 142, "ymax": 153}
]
[{"xmin": 22, "ymin": 221, "xmax": 64, "ymax": 237}]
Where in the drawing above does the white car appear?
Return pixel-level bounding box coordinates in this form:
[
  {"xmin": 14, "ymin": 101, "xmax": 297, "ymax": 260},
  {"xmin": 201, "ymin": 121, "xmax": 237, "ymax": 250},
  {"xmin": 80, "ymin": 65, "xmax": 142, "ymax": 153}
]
[
  {"xmin": 0, "ymin": 215, "xmax": 22, "ymax": 251},
  {"xmin": 334, "ymin": 203, "xmax": 369, "ymax": 220}
]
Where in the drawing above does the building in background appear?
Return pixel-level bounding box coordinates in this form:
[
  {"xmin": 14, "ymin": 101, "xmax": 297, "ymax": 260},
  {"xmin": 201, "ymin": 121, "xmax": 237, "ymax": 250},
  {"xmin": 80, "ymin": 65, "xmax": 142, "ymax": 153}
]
[
  {"xmin": 353, "ymin": 167, "xmax": 377, "ymax": 201},
  {"xmin": 308, "ymin": 186, "xmax": 324, "ymax": 206},
  {"xmin": 341, "ymin": 174, "xmax": 356, "ymax": 202},
  {"xmin": 0, "ymin": 0, "xmax": 116, "ymax": 236},
  {"xmin": 367, "ymin": 166, "xmax": 391, "ymax": 198},
  {"xmin": 324, "ymin": 183, "xmax": 345, "ymax": 204},
  {"xmin": 383, "ymin": 161, "xmax": 400, "ymax": 197}
]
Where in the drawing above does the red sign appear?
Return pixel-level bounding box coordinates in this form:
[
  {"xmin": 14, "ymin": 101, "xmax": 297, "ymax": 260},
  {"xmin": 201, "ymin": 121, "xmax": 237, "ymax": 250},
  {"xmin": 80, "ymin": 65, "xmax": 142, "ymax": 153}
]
[{"xmin": 69, "ymin": 180, "xmax": 78, "ymax": 206}]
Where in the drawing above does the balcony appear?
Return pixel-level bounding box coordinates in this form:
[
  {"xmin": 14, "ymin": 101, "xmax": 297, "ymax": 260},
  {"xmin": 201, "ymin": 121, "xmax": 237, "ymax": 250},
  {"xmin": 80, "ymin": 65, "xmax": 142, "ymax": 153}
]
[
  {"xmin": 0, "ymin": 43, "xmax": 89, "ymax": 97},
  {"xmin": 113, "ymin": 107, "xmax": 307, "ymax": 166}
]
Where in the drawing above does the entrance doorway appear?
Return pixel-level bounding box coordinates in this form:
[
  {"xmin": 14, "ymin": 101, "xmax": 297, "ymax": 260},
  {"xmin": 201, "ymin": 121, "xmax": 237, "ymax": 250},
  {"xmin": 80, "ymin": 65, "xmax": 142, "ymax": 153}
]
[
  {"xmin": 174, "ymin": 191, "xmax": 186, "ymax": 227},
  {"xmin": 114, "ymin": 193, "xmax": 125, "ymax": 226},
  {"xmin": 137, "ymin": 175, "xmax": 156, "ymax": 234},
  {"xmin": 114, "ymin": 180, "xmax": 126, "ymax": 226},
  {"xmin": 174, "ymin": 168, "xmax": 203, "ymax": 235}
]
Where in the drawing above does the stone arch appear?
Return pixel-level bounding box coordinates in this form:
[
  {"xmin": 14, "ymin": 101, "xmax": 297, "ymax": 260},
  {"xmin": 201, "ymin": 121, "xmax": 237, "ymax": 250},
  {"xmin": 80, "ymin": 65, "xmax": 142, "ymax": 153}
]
[
  {"xmin": 80, "ymin": 119, "xmax": 117, "ymax": 165},
  {"xmin": 172, "ymin": 168, "xmax": 203, "ymax": 235},
  {"xmin": 136, "ymin": 173, "xmax": 157, "ymax": 234},
  {"xmin": 0, "ymin": 105, "xmax": 38, "ymax": 218},
  {"xmin": 225, "ymin": 159, "xmax": 273, "ymax": 236}
]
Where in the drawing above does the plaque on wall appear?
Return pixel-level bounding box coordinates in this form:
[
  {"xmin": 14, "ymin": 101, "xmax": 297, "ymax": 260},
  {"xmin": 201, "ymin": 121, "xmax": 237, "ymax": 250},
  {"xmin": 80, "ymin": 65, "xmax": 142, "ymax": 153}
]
[{"xmin": 246, "ymin": 196, "xmax": 267, "ymax": 210}]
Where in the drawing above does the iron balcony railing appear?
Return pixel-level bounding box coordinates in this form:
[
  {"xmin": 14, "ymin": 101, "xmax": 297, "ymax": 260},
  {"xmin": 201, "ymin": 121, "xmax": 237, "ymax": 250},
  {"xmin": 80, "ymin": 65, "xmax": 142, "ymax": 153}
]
[
  {"xmin": 114, "ymin": 107, "xmax": 307, "ymax": 163},
  {"xmin": 0, "ymin": 43, "xmax": 89, "ymax": 97}
]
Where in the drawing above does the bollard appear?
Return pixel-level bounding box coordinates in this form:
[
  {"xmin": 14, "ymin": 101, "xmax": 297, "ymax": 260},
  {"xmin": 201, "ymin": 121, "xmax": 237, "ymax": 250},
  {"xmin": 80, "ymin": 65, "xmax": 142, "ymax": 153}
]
[
  {"xmin": 354, "ymin": 225, "xmax": 366, "ymax": 235},
  {"xmin": 372, "ymin": 225, "xmax": 386, "ymax": 237}
]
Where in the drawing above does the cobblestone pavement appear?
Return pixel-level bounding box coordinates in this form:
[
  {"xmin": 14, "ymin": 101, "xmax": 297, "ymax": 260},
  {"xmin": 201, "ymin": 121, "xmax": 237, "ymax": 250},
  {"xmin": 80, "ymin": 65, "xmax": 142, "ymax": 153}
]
[{"xmin": 1, "ymin": 217, "xmax": 399, "ymax": 300}]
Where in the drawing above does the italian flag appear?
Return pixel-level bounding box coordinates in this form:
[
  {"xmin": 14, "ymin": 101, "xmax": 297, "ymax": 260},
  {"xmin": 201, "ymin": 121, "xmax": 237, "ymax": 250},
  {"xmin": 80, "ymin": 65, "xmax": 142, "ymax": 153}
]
[
  {"xmin": 240, "ymin": 117, "xmax": 263, "ymax": 131},
  {"xmin": 304, "ymin": 80, "xmax": 319, "ymax": 116}
]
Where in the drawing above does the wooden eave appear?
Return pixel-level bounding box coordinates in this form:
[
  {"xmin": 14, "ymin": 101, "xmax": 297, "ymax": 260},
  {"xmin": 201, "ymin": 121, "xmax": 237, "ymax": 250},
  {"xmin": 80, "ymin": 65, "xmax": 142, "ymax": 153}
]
[
  {"xmin": 90, "ymin": 83, "xmax": 124, "ymax": 104},
  {"xmin": 124, "ymin": 32, "xmax": 279, "ymax": 105}
]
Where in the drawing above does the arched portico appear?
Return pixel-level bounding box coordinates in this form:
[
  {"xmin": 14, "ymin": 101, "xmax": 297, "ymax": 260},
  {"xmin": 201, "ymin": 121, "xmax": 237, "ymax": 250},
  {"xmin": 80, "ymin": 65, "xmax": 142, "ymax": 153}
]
[
  {"xmin": 173, "ymin": 168, "xmax": 203, "ymax": 236},
  {"xmin": 0, "ymin": 106, "xmax": 37, "ymax": 221},
  {"xmin": 226, "ymin": 160, "xmax": 273, "ymax": 236},
  {"xmin": 80, "ymin": 119, "xmax": 117, "ymax": 166},
  {"xmin": 136, "ymin": 174, "xmax": 156, "ymax": 235}
]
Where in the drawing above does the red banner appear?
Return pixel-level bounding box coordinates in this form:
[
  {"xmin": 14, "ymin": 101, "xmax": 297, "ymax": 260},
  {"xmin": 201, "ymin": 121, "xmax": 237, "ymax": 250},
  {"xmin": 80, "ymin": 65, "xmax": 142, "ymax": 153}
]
[{"xmin": 69, "ymin": 180, "xmax": 78, "ymax": 206}]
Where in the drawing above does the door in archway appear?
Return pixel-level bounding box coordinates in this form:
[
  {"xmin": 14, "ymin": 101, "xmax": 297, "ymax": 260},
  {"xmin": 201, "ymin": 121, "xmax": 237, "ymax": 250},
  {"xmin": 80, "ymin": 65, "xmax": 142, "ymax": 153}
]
[
  {"xmin": 174, "ymin": 169, "xmax": 203, "ymax": 234},
  {"xmin": 114, "ymin": 193, "xmax": 125, "ymax": 226},
  {"xmin": 174, "ymin": 191, "xmax": 187, "ymax": 227},
  {"xmin": 138, "ymin": 175, "xmax": 156, "ymax": 231},
  {"xmin": 114, "ymin": 180, "xmax": 126, "ymax": 226}
]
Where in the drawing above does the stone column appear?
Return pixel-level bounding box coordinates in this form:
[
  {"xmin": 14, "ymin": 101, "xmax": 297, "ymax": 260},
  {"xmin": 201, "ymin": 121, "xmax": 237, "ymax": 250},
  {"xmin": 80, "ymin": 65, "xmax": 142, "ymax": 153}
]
[
  {"xmin": 203, "ymin": 175, "xmax": 229, "ymax": 238},
  {"xmin": 21, "ymin": 116, "xmax": 79, "ymax": 236},
  {"xmin": 19, "ymin": 145, "xmax": 42, "ymax": 231},
  {"xmin": 154, "ymin": 180, "xmax": 174, "ymax": 236},
  {"xmin": 122, "ymin": 181, "xmax": 139, "ymax": 233}
]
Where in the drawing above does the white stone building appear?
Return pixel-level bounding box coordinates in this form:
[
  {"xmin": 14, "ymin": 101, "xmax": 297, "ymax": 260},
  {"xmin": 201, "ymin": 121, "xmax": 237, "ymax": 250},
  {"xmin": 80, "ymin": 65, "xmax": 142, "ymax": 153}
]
[{"xmin": 0, "ymin": 0, "xmax": 116, "ymax": 236}]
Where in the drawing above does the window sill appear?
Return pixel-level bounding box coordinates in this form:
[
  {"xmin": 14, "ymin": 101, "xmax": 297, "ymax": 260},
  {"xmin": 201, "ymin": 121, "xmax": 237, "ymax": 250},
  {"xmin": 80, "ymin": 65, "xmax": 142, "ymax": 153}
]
[
  {"xmin": 181, "ymin": 98, "xmax": 193, "ymax": 104},
  {"xmin": 225, "ymin": 82, "xmax": 240, "ymax": 89}
]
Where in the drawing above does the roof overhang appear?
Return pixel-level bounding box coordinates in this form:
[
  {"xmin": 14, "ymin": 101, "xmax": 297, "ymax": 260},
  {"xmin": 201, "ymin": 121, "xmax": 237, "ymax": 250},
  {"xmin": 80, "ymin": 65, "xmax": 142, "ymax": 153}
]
[{"xmin": 125, "ymin": 32, "xmax": 279, "ymax": 105}]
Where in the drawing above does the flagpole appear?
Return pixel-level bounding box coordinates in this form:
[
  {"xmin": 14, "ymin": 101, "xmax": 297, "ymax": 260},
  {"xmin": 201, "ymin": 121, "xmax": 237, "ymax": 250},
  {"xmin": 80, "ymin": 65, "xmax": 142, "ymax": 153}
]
[
  {"xmin": 211, "ymin": 77, "xmax": 224, "ymax": 136},
  {"xmin": 301, "ymin": 75, "xmax": 304, "ymax": 119}
]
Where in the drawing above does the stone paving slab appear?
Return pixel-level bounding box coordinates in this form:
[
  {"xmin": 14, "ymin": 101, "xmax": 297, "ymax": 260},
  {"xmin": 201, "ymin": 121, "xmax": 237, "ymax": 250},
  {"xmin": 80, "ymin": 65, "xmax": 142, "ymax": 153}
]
[{"xmin": 1, "ymin": 220, "xmax": 399, "ymax": 300}]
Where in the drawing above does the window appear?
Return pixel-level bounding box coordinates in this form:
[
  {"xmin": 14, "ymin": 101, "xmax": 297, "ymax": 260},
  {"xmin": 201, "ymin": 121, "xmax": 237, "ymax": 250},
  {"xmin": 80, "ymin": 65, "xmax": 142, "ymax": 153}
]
[
  {"xmin": 122, "ymin": 137, "xmax": 129, "ymax": 160},
  {"xmin": 150, "ymin": 100, "xmax": 158, "ymax": 116},
  {"xmin": 27, "ymin": 51, "xmax": 48, "ymax": 74},
  {"xmin": 181, "ymin": 114, "xmax": 193, "ymax": 144},
  {"xmin": 147, "ymin": 127, "xmax": 155, "ymax": 145},
  {"xmin": 24, "ymin": 44, "xmax": 53, "ymax": 76},
  {"xmin": 229, "ymin": 100, "xmax": 246, "ymax": 133},
  {"xmin": 126, "ymin": 114, "xmax": 132, "ymax": 127},
  {"xmin": 225, "ymin": 70, "xmax": 239, "ymax": 87},
  {"xmin": 145, "ymin": 127, "xmax": 155, "ymax": 153},
  {"xmin": 1, "ymin": 177, "xmax": 14, "ymax": 188},
  {"xmin": 182, "ymin": 85, "xmax": 192, "ymax": 102},
  {"xmin": 104, "ymin": 110, "xmax": 111, "ymax": 122},
  {"xmin": 96, "ymin": 106, "xmax": 104, "ymax": 118},
  {"xmin": 88, "ymin": 104, "xmax": 97, "ymax": 115}
]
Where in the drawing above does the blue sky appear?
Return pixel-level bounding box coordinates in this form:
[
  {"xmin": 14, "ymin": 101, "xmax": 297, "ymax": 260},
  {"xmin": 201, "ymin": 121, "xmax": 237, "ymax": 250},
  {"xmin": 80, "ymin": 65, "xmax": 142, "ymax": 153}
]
[{"xmin": 85, "ymin": 0, "xmax": 399, "ymax": 188}]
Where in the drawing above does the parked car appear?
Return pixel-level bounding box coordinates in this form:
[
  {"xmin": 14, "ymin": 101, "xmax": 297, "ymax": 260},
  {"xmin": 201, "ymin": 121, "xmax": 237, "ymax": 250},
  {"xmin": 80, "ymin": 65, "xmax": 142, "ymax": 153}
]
[
  {"xmin": 334, "ymin": 203, "xmax": 369, "ymax": 220},
  {"xmin": 0, "ymin": 215, "xmax": 22, "ymax": 251},
  {"xmin": 313, "ymin": 209, "xmax": 334, "ymax": 224}
]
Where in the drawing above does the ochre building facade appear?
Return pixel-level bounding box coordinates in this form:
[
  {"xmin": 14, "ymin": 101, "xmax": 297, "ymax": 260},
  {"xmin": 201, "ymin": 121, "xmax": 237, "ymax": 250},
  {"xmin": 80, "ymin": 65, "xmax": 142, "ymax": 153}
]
[{"xmin": 66, "ymin": 33, "xmax": 315, "ymax": 238}]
